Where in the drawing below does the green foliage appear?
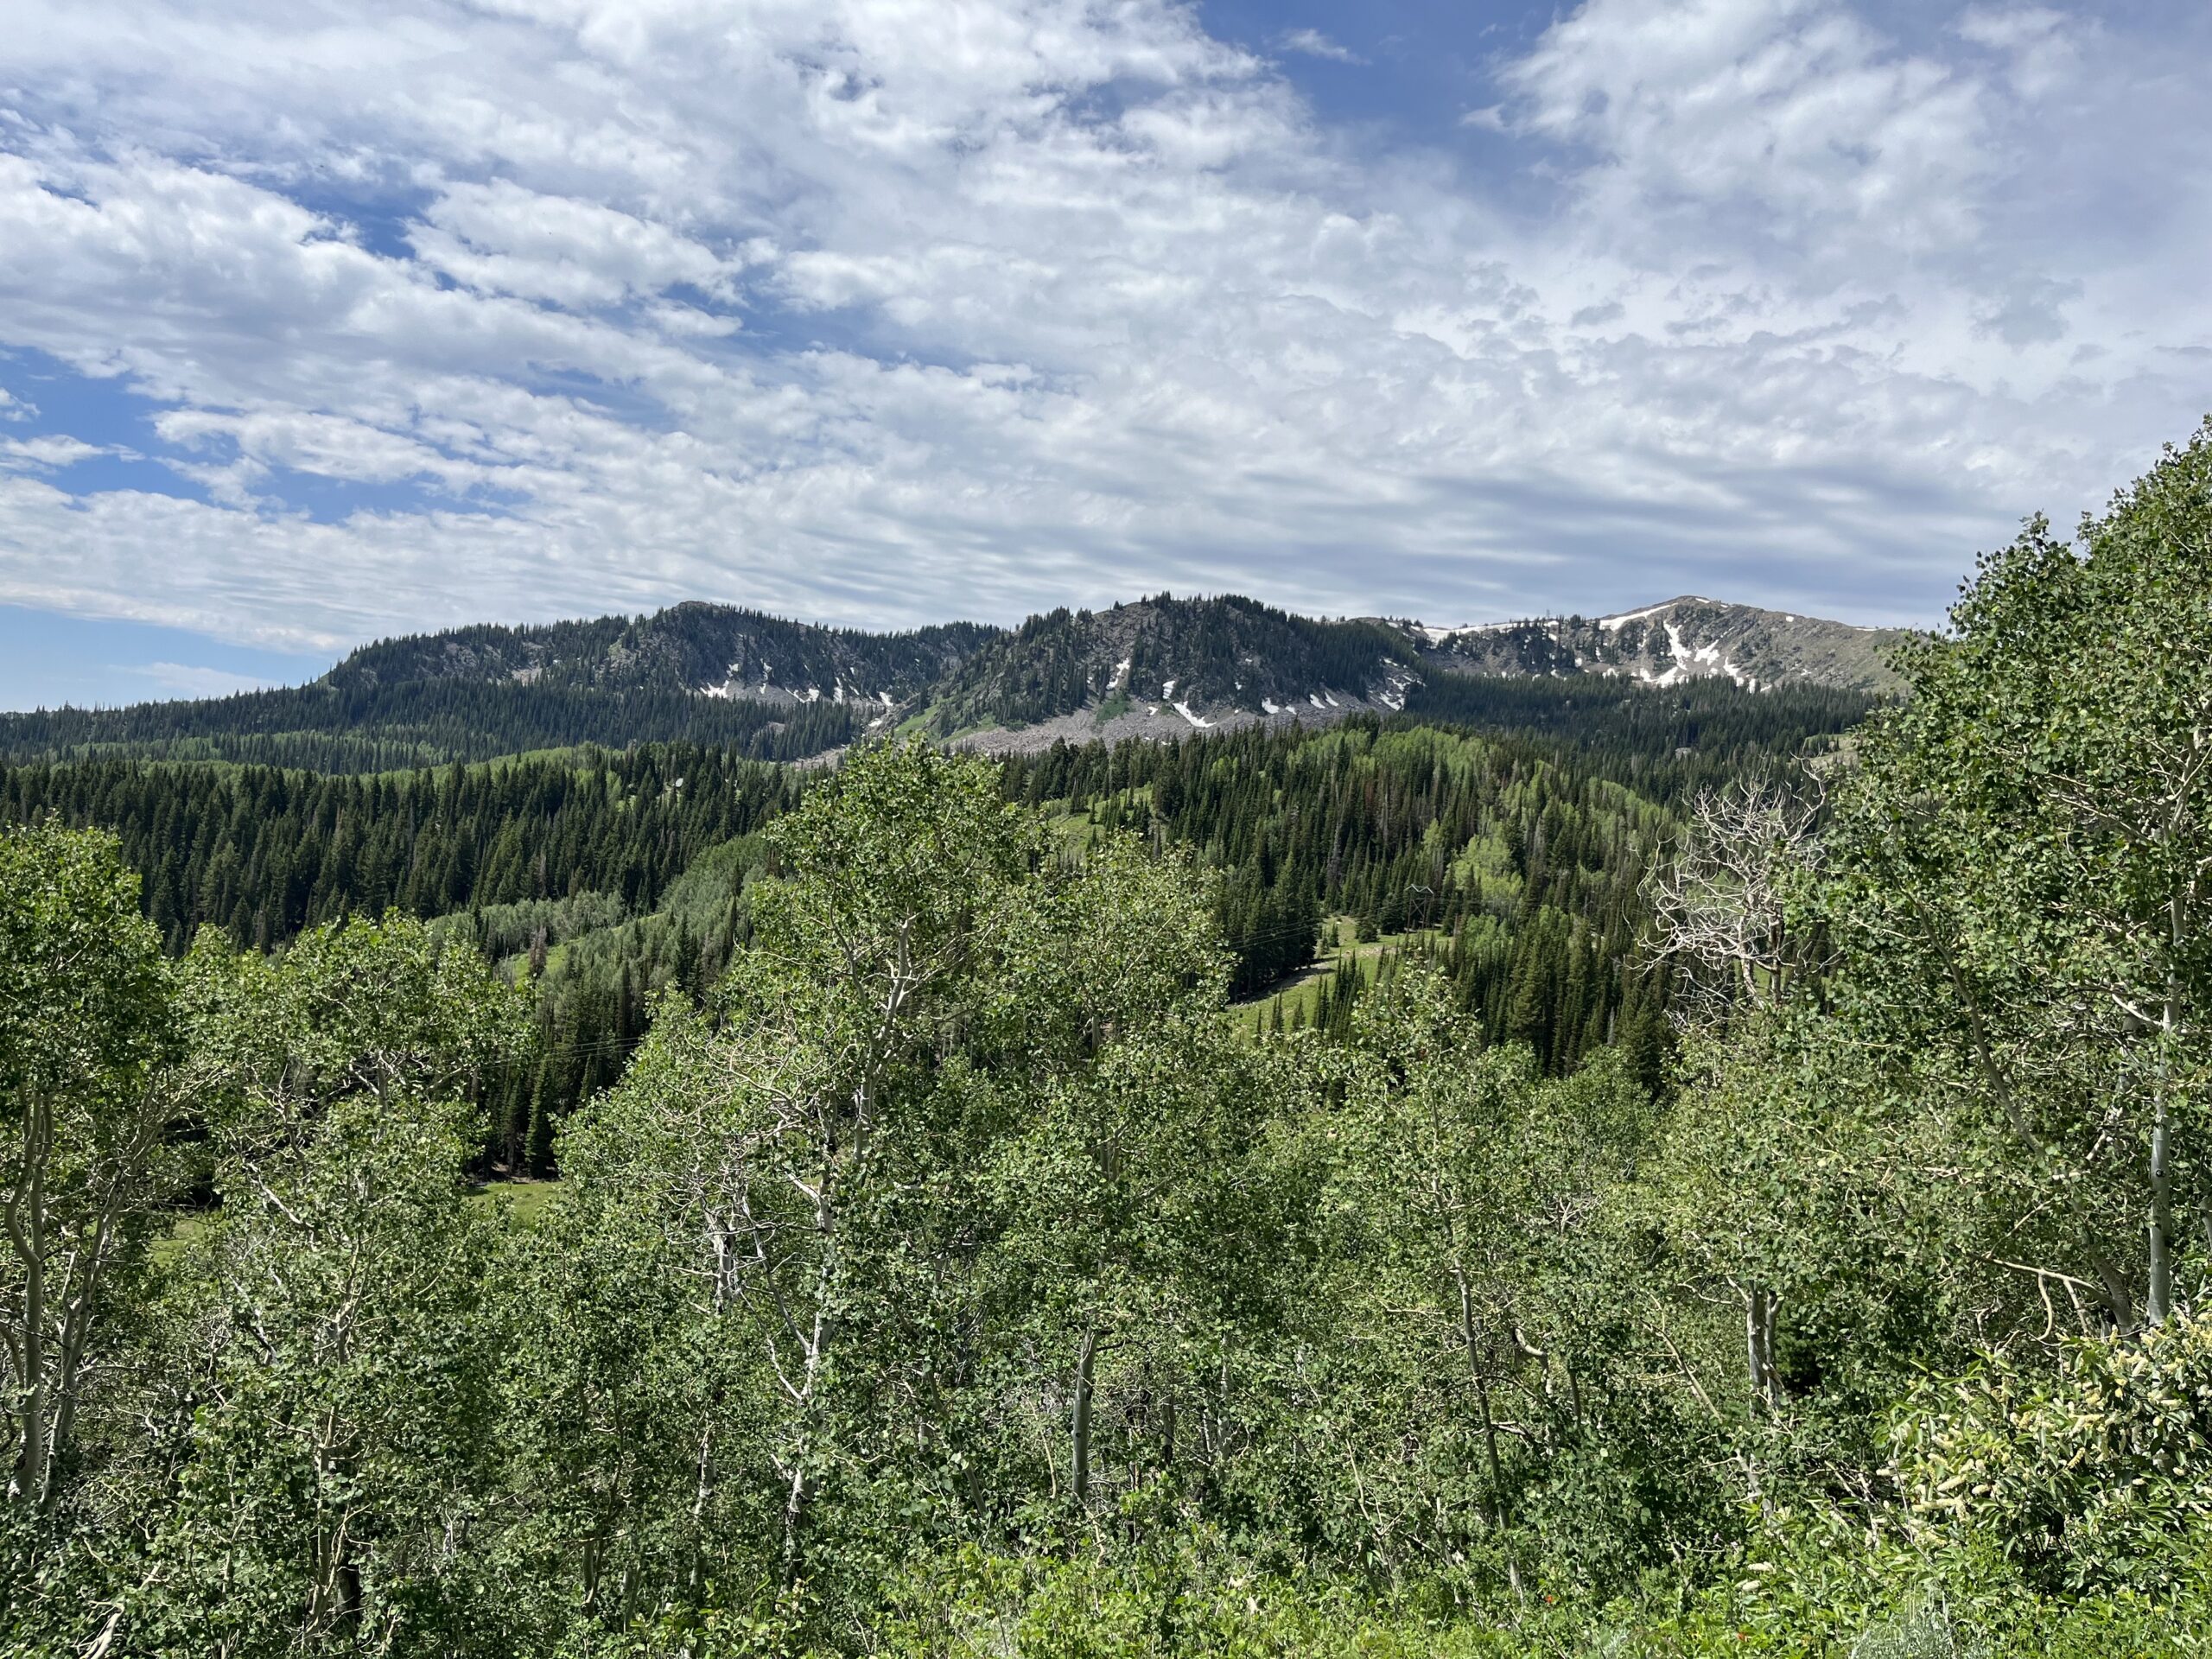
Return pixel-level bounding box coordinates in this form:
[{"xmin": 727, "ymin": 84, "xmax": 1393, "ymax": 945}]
[
  {"xmin": 0, "ymin": 744, "xmax": 796, "ymax": 955},
  {"xmin": 0, "ymin": 821, "xmax": 176, "ymax": 1517},
  {"xmin": 121, "ymin": 1093, "xmax": 506, "ymax": 1656},
  {"xmin": 1401, "ymin": 674, "xmax": 1878, "ymax": 793},
  {"xmin": 0, "ymin": 909, "xmax": 525, "ymax": 1655},
  {"xmin": 1008, "ymin": 722, "xmax": 1678, "ymax": 1061},
  {"xmin": 1820, "ymin": 416, "xmax": 2212, "ymax": 1333},
  {"xmin": 1895, "ymin": 1313, "xmax": 2212, "ymax": 1595},
  {"xmin": 9, "ymin": 420, "xmax": 2212, "ymax": 1652},
  {"xmin": 0, "ymin": 682, "xmax": 872, "ymax": 770}
]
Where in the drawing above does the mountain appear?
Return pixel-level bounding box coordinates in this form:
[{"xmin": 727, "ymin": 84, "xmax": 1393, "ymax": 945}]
[
  {"xmin": 0, "ymin": 592, "xmax": 1904, "ymax": 771},
  {"xmin": 923, "ymin": 594, "xmax": 1421, "ymax": 751},
  {"xmin": 0, "ymin": 605, "xmax": 1007, "ymax": 770},
  {"xmin": 925, "ymin": 593, "xmax": 1905, "ymax": 753},
  {"xmin": 1402, "ymin": 596, "xmax": 1910, "ymax": 696},
  {"xmin": 331, "ymin": 602, "xmax": 1001, "ymax": 709}
]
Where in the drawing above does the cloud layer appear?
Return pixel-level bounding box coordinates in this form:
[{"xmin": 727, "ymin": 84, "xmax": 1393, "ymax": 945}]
[{"xmin": 2, "ymin": 0, "xmax": 2208, "ymax": 655}]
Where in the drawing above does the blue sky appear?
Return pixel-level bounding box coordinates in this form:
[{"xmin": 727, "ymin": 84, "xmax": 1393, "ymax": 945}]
[{"xmin": 3, "ymin": 0, "xmax": 2209, "ymax": 709}]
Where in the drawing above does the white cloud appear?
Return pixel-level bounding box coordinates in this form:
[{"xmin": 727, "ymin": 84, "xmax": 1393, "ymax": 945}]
[
  {"xmin": 1280, "ymin": 28, "xmax": 1363, "ymax": 65},
  {"xmin": 1502, "ymin": 0, "xmax": 1993, "ymax": 262},
  {"xmin": 1955, "ymin": 5, "xmax": 2075, "ymax": 99},
  {"xmin": 410, "ymin": 180, "xmax": 751, "ymax": 308},
  {"xmin": 0, "ymin": 0, "xmax": 2204, "ymax": 659},
  {"xmin": 137, "ymin": 660, "xmax": 276, "ymax": 698},
  {"xmin": 0, "ymin": 435, "xmax": 107, "ymax": 470}
]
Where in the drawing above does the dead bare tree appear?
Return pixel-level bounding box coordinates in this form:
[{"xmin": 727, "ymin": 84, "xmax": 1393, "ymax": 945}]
[
  {"xmin": 1649, "ymin": 780, "xmax": 1827, "ymax": 1432},
  {"xmin": 1650, "ymin": 780, "xmax": 1827, "ymax": 1028}
]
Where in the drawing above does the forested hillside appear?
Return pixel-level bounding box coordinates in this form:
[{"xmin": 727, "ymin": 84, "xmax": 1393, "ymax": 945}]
[
  {"xmin": 924, "ymin": 593, "xmax": 1415, "ymax": 731},
  {"xmin": 0, "ymin": 591, "xmax": 1887, "ymax": 768},
  {"xmin": 0, "ymin": 745, "xmax": 796, "ymax": 954},
  {"xmin": 327, "ymin": 602, "xmax": 999, "ymax": 702},
  {"xmin": 0, "ymin": 676, "xmax": 1861, "ymax": 1164},
  {"xmin": 7, "ymin": 433, "xmax": 2210, "ymax": 1656},
  {"xmin": 0, "ymin": 678, "xmax": 872, "ymax": 770}
]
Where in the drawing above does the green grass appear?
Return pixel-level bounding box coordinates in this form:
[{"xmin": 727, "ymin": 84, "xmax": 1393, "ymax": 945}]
[
  {"xmin": 472, "ymin": 1179, "xmax": 562, "ymax": 1227},
  {"xmin": 1236, "ymin": 918, "xmax": 1450, "ymax": 1036}
]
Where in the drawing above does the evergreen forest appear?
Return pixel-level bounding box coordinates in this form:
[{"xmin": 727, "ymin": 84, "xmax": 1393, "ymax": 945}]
[{"xmin": 6, "ymin": 429, "xmax": 2212, "ymax": 1655}]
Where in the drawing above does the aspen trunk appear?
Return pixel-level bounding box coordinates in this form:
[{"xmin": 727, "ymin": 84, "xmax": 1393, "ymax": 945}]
[
  {"xmin": 2149, "ymin": 990, "xmax": 2177, "ymax": 1326},
  {"xmin": 1745, "ymin": 1283, "xmax": 1779, "ymax": 1415},
  {"xmin": 1457, "ymin": 1274, "xmax": 1519, "ymax": 1592},
  {"xmin": 1071, "ymin": 1326, "xmax": 1098, "ymax": 1506},
  {"xmin": 7, "ymin": 1097, "xmax": 50, "ymax": 1507}
]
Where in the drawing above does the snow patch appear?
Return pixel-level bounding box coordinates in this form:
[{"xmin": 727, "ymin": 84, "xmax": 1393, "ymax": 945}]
[
  {"xmin": 1111, "ymin": 657, "xmax": 1132, "ymax": 690},
  {"xmin": 1261, "ymin": 698, "xmax": 1284, "ymax": 715},
  {"xmin": 1172, "ymin": 700, "xmax": 1213, "ymax": 729},
  {"xmin": 1307, "ymin": 692, "xmax": 1327, "ymax": 709},
  {"xmin": 1599, "ymin": 603, "xmax": 1670, "ymax": 632}
]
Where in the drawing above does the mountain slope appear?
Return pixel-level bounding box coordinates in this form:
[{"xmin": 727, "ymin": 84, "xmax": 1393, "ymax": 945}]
[
  {"xmin": 332, "ymin": 601, "xmax": 1000, "ymax": 707},
  {"xmin": 1404, "ymin": 596, "xmax": 1910, "ymax": 695},
  {"xmin": 0, "ymin": 680, "xmax": 873, "ymax": 772},
  {"xmin": 0, "ymin": 592, "xmax": 1904, "ymax": 771},
  {"xmin": 925, "ymin": 594, "xmax": 1420, "ymax": 746},
  {"xmin": 0, "ymin": 604, "xmax": 1007, "ymax": 769}
]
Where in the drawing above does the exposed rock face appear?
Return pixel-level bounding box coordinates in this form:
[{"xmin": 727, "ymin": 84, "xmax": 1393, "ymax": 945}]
[{"xmin": 1402, "ymin": 597, "xmax": 1910, "ymax": 696}]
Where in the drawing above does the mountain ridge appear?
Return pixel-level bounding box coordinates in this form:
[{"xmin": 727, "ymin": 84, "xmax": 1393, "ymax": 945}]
[
  {"xmin": 1395, "ymin": 594, "xmax": 1910, "ymax": 697},
  {"xmin": 330, "ymin": 603, "xmax": 1001, "ymax": 708},
  {"xmin": 0, "ymin": 592, "xmax": 1911, "ymax": 767}
]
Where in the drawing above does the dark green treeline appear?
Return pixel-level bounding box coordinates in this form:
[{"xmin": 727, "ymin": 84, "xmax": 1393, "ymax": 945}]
[
  {"xmin": 0, "ymin": 745, "xmax": 797, "ymax": 955},
  {"xmin": 0, "ymin": 678, "xmax": 871, "ymax": 771},
  {"xmin": 1397, "ymin": 674, "xmax": 1876, "ymax": 798},
  {"xmin": 1008, "ymin": 722, "xmax": 1673, "ymax": 1077}
]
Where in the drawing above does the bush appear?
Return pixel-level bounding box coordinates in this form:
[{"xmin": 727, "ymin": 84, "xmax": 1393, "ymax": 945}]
[{"xmin": 1891, "ymin": 1313, "xmax": 2212, "ymax": 1595}]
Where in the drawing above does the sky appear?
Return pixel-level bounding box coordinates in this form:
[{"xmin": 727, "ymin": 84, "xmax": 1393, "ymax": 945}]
[{"xmin": 2, "ymin": 0, "xmax": 2209, "ymax": 709}]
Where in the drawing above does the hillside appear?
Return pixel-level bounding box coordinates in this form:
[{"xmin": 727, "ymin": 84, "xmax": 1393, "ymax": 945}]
[
  {"xmin": 330, "ymin": 602, "xmax": 1001, "ymax": 707},
  {"xmin": 0, "ymin": 680, "xmax": 873, "ymax": 771},
  {"xmin": 0, "ymin": 592, "xmax": 1903, "ymax": 769},
  {"xmin": 1405, "ymin": 595, "xmax": 1911, "ymax": 695},
  {"xmin": 0, "ymin": 605, "xmax": 1002, "ymax": 768},
  {"xmin": 922, "ymin": 594, "xmax": 1421, "ymax": 747}
]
